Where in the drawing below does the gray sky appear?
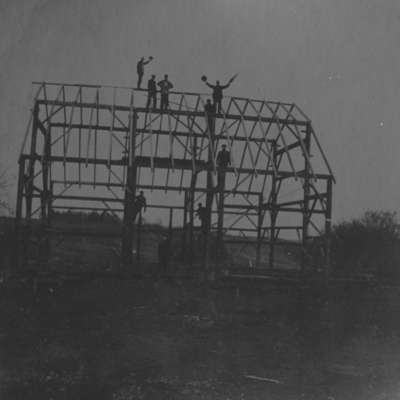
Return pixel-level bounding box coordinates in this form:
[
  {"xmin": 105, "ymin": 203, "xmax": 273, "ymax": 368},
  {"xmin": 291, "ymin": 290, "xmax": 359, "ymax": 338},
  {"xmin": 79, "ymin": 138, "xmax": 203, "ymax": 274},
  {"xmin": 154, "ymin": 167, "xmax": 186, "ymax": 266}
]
[{"xmin": 1, "ymin": 0, "xmax": 399, "ymax": 221}]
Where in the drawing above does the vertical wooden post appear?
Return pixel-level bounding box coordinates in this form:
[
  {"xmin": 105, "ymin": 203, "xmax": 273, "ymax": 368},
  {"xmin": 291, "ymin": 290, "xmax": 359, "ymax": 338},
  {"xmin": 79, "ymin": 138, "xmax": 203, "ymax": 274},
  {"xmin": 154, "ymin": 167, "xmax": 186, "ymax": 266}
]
[
  {"xmin": 256, "ymin": 194, "xmax": 264, "ymax": 268},
  {"xmin": 325, "ymin": 176, "xmax": 334, "ymax": 365},
  {"xmin": 189, "ymin": 174, "xmax": 196, "ymax": 266},
  {"xmin": 216, "ymin": 180, "xmax": 225, "ymax": 266},
  {"xmin": 188, "ymin": 137, "xmax": 198, "ymax": 267},
  {"xmin": 48, "ymin": 182, "xmax": 54, "ymax": 225},
  {"xmin": 301, "ymin": 122, "xmax": 312, "ymax": 272},
  {"xmin": 203, "ymin": 110, "xmax": 216, "ymax": 280},
  {"xmin": 121, "ymin": 111, "xmax": 137, "ymax": 268},
  {"xmin": 40, "ymin": 124, "xmax": 51, "ymax": 263},
  {"xmin": 182, "ymin": 191, "xmax": 188, "ymax": 261},
  {"xmin": 325, "ymin": 177, "xmax": 333, "ymax": 279},
  {"xmin": 136, "ymin": 211, "xmax": 142, "ymax": 266},
  {"xmin": 168, "ymin": 208, "xmax": 173, "ymax": 237},
  {"xmin": 204, "ymin": 150, "xmax": 215, "ymax": 279},
  {"xmin": 169, "ymin": 208, "xmax": 174, "ymax": 273},
  {"xmin": 204, "ymin": 185, "xmax": 213, "ymax": 275},
  {"xmin": 26, "ymin": 102, "xmax": 39, "ymax": 218},
  {"xmin": 41, "ymin": 125, "xmax": 51, "ymax": 220},
  {"xmin": 269, "ymin": 141, "xmax": 278, "ymax": 269},
  {"xmin": 15, "ymin": 157, "xmax": 25, "ymax": 223},
  {"xmin": 15, "ymin": 156, "xmax": 26, "ymax": 269}
]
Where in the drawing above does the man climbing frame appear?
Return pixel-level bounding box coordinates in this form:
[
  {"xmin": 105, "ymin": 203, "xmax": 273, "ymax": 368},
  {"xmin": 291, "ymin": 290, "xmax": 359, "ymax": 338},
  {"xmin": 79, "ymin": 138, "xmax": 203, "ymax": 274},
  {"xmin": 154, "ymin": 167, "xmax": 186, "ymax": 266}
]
[
  {"xmin": 195, "ymin": 203, "xmax": 207, "ymax": 234},
  {"xmin": 133, "ymin": 191, "xmax": 147, "ymax": 222},
  {"xmin": 204, "ymin": 99, "xmax": 216, "ymax": 134},
  {"xmin": 216, "ymin": 144, "xmax": 231, "ymax": 189},
  {"xmin": 136, "ymin": 56, "xmax": 153, "ymax": 89}
]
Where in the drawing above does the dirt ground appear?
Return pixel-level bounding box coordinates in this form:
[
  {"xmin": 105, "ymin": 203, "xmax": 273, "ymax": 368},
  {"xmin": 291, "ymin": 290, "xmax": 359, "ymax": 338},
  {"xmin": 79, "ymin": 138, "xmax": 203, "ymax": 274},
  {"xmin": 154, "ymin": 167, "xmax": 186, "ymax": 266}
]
[{"xmin": 1, "ymin": 277, "xmax": 400, "ymax": 400}]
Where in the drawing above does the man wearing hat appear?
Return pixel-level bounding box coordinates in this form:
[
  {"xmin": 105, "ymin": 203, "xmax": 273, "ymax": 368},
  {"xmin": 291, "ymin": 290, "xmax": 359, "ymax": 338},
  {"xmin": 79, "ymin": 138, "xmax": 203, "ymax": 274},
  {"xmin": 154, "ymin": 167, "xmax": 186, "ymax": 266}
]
[
  {"xmin": 216, "ymin": 144, "xmax": 231, "ymax": 169},
  {"xmin": 158, "ymin": 74, "xmax": 174, "ymax": 112},
  {"xmin": 136, "ymin": 56, "xmax": 153, "ymax": 89}
]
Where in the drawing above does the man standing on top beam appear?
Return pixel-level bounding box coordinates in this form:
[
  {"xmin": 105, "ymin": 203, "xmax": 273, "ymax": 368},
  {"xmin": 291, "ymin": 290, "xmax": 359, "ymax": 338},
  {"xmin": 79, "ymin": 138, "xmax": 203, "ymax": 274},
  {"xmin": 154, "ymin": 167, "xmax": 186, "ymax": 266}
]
[
  {"xmin": 202, "ymin": 74, "xmax": 237, "ymax": 113},
  {"xmin": 158, "ymin": 74, "xmax": 174, "ymax": 112},
  {"xmin": 136, "ymin": 56, "xmax": 153, "ymax": 89}
]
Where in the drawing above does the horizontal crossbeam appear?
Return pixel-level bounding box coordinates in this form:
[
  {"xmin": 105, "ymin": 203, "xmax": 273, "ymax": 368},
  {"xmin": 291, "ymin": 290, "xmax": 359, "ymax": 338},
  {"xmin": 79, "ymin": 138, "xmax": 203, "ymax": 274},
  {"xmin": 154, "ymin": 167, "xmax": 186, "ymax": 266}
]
[
  {"xmin": 49, "ymin": 122, "xmax": 277, "ymax": 145},
  {"xmin": 22, "ymin": 154, "xmax": 332, "ymax": 179},
  {"xmin": 51, "ymin": 180, "xmax": 261, "ymax": 196},
  {"xmin": 37, "ymin": 100, "xmax": 309, "ymax": 126}
]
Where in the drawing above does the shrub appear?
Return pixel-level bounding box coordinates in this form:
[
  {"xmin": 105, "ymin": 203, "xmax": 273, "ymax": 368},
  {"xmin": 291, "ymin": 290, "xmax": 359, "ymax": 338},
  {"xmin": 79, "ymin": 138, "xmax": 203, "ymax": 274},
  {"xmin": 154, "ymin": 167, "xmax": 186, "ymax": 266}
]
[{"xmin": 331, "ymin": 211, "xmax": 400, "ymax": 279}]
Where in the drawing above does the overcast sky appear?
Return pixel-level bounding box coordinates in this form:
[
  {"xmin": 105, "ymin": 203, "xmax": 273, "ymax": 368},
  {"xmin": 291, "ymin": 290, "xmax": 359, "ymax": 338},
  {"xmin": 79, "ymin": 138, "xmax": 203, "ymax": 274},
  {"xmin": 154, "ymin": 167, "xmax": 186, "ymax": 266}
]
[{"xmin": 0, "ymin": 0, "xmax": 399, "ymax": 221}]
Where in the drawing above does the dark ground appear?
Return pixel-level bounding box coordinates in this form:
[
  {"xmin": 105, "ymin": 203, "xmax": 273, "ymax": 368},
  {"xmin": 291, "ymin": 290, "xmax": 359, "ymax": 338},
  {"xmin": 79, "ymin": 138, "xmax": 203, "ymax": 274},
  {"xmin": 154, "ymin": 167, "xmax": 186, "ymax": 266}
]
[{"xmin": 1, "ymin": 276, "xmax": 400, "ymax": 400}]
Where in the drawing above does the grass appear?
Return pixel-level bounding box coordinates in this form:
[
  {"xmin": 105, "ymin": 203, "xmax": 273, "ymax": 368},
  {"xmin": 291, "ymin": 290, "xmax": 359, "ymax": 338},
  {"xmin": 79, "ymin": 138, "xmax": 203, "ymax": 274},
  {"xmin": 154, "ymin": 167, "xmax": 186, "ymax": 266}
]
[{"xmin": 1, "ymin": 278, "xmax": 400, "ymax": 399}]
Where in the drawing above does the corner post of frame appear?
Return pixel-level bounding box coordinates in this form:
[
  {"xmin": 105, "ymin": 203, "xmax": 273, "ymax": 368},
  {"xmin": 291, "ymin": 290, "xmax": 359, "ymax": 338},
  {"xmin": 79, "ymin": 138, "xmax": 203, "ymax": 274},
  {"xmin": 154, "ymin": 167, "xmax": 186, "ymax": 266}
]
[
  {"xmin": 301, "ymin": 122, "xmax": 312, "ymax": 272},
  {"xmin": 269, "ymin": 140, "xmax": 278, "ymax": 269},
  {"xmin": 121, "ymin": 110, "xmax": 137, "ymax": 269},
  {"xmin": 324, "ymin": 176, "xmax": 333, "ymax": 279},
  {"xmin": 256, "ymin": 193, "xmax": 264, "ymax": 268},
  {"xmin": 15, "ymin": 155, "xmax": 26, "ymax": 269},
  {"xmin": 26, "ymin": 101, "xmax": 40, "ymax": 218}
]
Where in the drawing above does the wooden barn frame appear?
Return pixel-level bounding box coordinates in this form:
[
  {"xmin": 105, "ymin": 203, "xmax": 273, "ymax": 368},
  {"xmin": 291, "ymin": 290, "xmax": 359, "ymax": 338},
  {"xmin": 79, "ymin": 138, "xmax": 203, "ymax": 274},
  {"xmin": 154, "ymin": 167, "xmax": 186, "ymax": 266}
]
[{"xmin": 15, "ymin": 82, "xmax": 334, "ymax": 278}]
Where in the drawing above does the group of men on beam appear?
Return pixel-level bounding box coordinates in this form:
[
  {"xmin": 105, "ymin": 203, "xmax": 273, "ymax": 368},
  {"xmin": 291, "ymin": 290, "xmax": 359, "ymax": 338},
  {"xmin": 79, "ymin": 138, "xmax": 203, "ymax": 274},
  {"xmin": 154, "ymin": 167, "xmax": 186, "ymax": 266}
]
[{"xmin": 136, "ymin": 56, "xmax": 237, "ymax": 114}]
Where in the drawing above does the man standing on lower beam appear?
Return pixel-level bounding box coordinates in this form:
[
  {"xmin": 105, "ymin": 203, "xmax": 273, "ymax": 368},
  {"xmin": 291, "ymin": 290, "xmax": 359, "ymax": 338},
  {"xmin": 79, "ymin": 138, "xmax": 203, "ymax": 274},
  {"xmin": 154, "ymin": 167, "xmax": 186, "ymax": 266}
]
[
  {"xmin": 146, "ymin": 74, "xmax": 157, "ymax": 110},
  {"xmin": 133, "ymin": 191, "xmax": 147, "ymax": 222}
]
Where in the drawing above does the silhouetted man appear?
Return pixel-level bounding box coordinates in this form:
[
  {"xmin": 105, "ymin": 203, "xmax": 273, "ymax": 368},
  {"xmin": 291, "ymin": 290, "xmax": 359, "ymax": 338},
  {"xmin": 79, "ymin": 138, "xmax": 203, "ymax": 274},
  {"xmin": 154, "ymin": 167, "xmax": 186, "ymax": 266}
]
[
  {"xmin": 146, "ymin": 74, "xmax": 157, "ymax": 110},
  {"xmin": 204, "ymin": 99, "xmax": 216, "ymax": 133},
  {"xmin": 203, "ymin": 76, "xmax": 236, "ymax": 113},
  {"xmin": 133, "ymin": 191, "xmax": 147, "ymax": 221},
  {"xmin": 136, "ymin": 56, "xmax": 153, "ymax": 89},
  {"xmin": 216, "ymin": 144, "xmax": 231, "ymax": 189},
  {"xmin": 196, "ymin": 203, "xmax": 207, "ymax": 234},
  {"xmin": 216, "ymin": 144, "xmax": 231, "ymax": 169},
  {"xmin": 158, "ymin": 74, "xmax": 174, "ymax": 112}
]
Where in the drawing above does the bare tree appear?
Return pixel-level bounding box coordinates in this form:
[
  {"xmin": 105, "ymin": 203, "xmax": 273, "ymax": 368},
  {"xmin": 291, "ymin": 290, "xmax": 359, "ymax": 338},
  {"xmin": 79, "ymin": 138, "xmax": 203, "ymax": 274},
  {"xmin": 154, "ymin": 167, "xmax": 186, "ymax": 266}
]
[{"xmin": 0, "ymin": 168, "xmax": 12, "ymax": 215}]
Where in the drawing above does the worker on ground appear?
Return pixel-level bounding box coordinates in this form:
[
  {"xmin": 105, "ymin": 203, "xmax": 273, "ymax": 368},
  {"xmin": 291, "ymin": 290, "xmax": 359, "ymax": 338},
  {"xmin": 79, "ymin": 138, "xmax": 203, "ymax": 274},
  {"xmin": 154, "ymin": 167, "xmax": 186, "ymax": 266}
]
[
  {"xmin": 216, "ymin": 144, "xmax": 231, "ymax": 189},
  {"xmin": 202, "ymin": 75, "xmax": 236, "ymax": 113},
  {"xmin": 136, "ymin": 56, "xmax": 153, "ymax": 89},
  {"xmin": 204, "ymin": 99, "xmax": 216, "ymax": 134},
  {"xmin": 158, "ymin": 74, "xmax": 174, "ymax": 112},
  {"xmin": 196, "ymin": 203, "xmax": 207, "ymax": 234},
  {"xmin": 133, "ymin": 191, "xmax": 147, "ymax": 221},
  {"xmin": 146, "ymin": 74, "xmax": 157, "ymax": 110}
]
